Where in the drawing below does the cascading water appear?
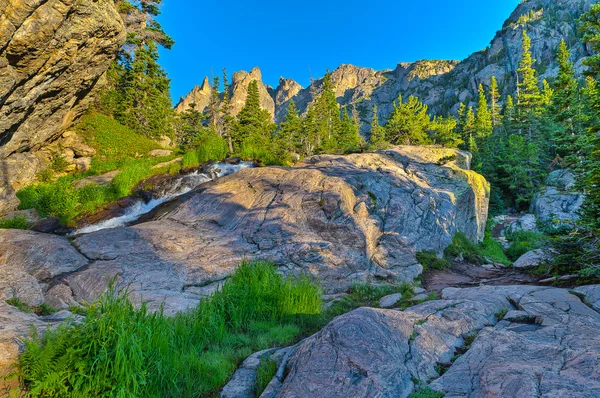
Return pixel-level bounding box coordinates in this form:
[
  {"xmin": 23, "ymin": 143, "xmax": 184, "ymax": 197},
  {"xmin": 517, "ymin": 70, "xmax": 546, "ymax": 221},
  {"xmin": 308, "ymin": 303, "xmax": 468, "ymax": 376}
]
[{"xmin": 74, "ymin": 161, "xmax": 254, "ymax": 235}]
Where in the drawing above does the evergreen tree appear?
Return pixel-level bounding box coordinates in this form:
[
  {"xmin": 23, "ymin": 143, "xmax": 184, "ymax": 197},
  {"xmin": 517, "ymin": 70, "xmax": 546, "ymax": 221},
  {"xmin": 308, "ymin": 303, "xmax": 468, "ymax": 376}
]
[
  {"xmin": 384, "ymin": 95, "xmax": 431, "ymax": 145},
  {"xmin": 207, "ymin": 76, "xmax": 221, "ymax": 134},
  {"xmin": 579, "ymin": 3, "xmax": 600, "ymax": 231},
  {"xmin": 516, "ymin": 30, "xmax": 543, "ymax": 139},
  {"xmin": 178, "ymin": 103, "xmax": 205, "ymax": 151},
  {"xmin": 232, "ymin": 80, "xmax": 276, "ymax": 149},
  {"xmin": 300, "ymin": 106, "xmax": 318, "ymax": 156},
  {"xmin": 489, "ymin": 76, "xmax": 502, "ymax": 128},
  {"xmin": 475, "ymin": 84, "xmax": 493, "ymax": 139},
  {"xmin": 120, "ymin": 41, "xmax": 174, "ymax": 138},
  {"xmin": 462, "ymin": 106, "xmax": 476, "ymax": 152},
  {"xmin": 221, "ymin": 69, "xmax": 235, "ymax": 153},
  {"xmin": 369, "ymin": 105, "xmax": 387, "ymax": 148},
  {"xmin": 338, "ymin": 107, "xmax": 363, "ymax": 153},
  {"xmin": 430, "ymin": 116, "xmax": 462, "ymax": 148},
  {"xmin": 312, "ymin": 73, "xmax": 341, "ymax": 151},
  {"xmin": 551, "ymin": 40, "xmax": 583, "ymax": 162},
  {"xmin": 278, "ymin": 100, "xmax": 302, "ymax": 153}
]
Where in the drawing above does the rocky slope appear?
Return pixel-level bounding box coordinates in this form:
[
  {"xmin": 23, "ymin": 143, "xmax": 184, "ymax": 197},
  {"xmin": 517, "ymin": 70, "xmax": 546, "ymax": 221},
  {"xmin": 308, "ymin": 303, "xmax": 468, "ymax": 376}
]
[
  {"xmin": 178, "ymin": 0, "xmax": 594, "ymax": 128},
  {"xmin": 244, "ymin": 284, "xmax": 600, "ymax": 398},
  {"xmin": 0, "ymin": 146, "xmax": 488, "ymax": 314},
  {"xmin": 0, "ymin": 0, "xmax": 126, "ymax": 215}
]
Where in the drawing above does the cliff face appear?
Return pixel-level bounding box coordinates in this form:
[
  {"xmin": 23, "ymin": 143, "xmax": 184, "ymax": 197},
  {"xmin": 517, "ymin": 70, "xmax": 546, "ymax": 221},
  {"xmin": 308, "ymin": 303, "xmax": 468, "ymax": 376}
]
[
  {"xmin": 0, "ymin": 0, "xmax": 126, "ymax": 214},
  {"xmin": 179, "ymin": 0, "xmax": 594, "ymax": 128},
  {"xmin": 174, "ymin": 76, "xmax": 212, "ymax": 113}
]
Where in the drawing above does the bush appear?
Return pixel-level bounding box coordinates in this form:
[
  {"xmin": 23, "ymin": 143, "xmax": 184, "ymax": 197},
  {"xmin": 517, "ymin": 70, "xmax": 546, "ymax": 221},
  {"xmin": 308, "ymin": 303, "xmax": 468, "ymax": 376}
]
[
  {"xmin": 110, "ymin": 160, "xmax": 153, "ymax": 197},
  {"xmin": 196, "ymin": 132, "xmax": 229, "ymax": 163},
  {"xmin": 443, "ymin": 231, "xmax": 510, "ymax": 266},
  {"xmin": 16, "ymin": 178, "xmax": 79, "ymax": 223},
  {"xmin": 240, "ymin": 137, "xmax": 284, "ymax": 166},
  {"xmin": 505, "ymin": 231, "xmax": 546, "ymax": 261},
  {"xmin": 181, "ymin": 151, "xmax": 200, "ymax": 168},
  {"xmin": 0, "ymin": 215, "xmax": 31, "ymax": 230},
  {"xmin": 416, "ymin": 250, "xmax": 450, "ymax": 271},
  {"xmin": 15, "ymin": 261, "xmax": 322, "ymax": 397}
]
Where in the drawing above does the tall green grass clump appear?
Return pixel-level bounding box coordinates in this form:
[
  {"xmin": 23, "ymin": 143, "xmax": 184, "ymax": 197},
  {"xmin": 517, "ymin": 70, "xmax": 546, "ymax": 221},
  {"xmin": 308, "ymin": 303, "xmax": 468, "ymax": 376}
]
[
  {"xmin": 444, "ymin": 231, "xmax": 510, "ymax": 266},
  {"xmin": 196, "ymin": 132, "xmax": 229, "ymax": 163},
  {"xmin": 181, "ymin": 150, "xmax": 200, "ymax": 168},
  {"xmin": 15, "ymin": 261, "xmax": 322, "ymax": 397},
  {"xmin": 16, "ymin": 178, "xmax": 80, "ymax": 223},
  {"xmin": 0, "ymin": 215, "xmax": 31, "ymax": 230},
  {"xmin": 505, "ymin": 230, "xmax": 546, "ymax": 261},
  {"xmin": 110, "ymin": 160, "xmax": 153, "ymax": 197}
]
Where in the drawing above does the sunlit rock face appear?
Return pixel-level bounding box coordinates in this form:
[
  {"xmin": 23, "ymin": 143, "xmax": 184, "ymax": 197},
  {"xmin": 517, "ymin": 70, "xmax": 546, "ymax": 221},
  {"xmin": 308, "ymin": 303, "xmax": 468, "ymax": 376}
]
[
  {"xmin": 0, "ymin": 0, "xmax": 126, "ymax": 214},
  {"xmin": 0, "ymin": 146, "xmax": 489, "ymax": 318}
]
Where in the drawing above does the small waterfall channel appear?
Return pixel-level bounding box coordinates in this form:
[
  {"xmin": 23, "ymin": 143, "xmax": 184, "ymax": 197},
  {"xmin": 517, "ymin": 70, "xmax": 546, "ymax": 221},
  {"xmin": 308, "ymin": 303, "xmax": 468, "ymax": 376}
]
[{"xmin": 74, "ymin": 161, "xmax": 254, "ymax": 235}]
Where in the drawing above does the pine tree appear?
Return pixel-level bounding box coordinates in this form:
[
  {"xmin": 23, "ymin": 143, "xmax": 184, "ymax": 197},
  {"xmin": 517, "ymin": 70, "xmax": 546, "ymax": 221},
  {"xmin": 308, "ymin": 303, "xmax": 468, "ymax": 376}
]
[
  {"xmin": 369, "ymin": 105, "xmax": 387, "ymax": 148},
  {"xmin": 462, "ymin": 106, "xmax": 476, "ymax": 152},
  {"xmin": 221, "ymin": 68, "xmax": 234, "ymax": 153},
  {"xmin": 178, "ymin": 103, "xmax": 205, "ymax": 151},
  {"xmin": 278, "ymin": 100, "xmax": 302, "ymax": 153},
  {"xmin": 337, "ymin": 107, "xmax": 362, "ymax": 153},
  {"xmin": 430, "ymin": 116, "xmax": 462, "ymax": 148},
  {"xmin": 312, "ymin": 73, "xmax": 341, "ymax": 151},
  {"xmin": 121, "ymin": 41, "xmax": 174, "ymax": 138},
  {"xmin": 475, "ymin": 84, "xmax": 493, "ymax": 139},
  {"xmin": 207, "ymin": 76, "xmax": 221, "ymax": 134},
  {"xmin": 516, "ymin": 31, "xmax": 543, "ymax": 139},
  {"xmin": 579, "ymin": 3, "xmax": 600, "ymax": 231},
  {"xmin": 232, "ymin": 80, "xmax": 276, "ymax": 150},
  {"xmin": 551, "ymin": 40, "xmax": 583, "ymax": 161},
  {"xmin": 489, "ymin": 76, "xmax": 502, "ymax": 128},
  {"xmin": 384, "ymin": 95, "xmax": 431, "ymax": 145}
]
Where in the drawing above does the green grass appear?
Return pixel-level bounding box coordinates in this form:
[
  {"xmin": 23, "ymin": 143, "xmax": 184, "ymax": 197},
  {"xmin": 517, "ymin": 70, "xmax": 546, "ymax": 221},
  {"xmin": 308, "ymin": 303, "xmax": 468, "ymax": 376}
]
[
  {"xmin": 409, "ymin": 387, "xmax": 445, "ymax": 398},
  {"xmin": 14, "ymin": 261, "xmax": 322, "ymax": 397},
  {"xmin": 0, "ymin": 215, "xmax": 31, "ymax": 230},
  {"xmin": 6, "ymin": 298, "xmax": 58, "ymax": 316},
  {"xmin": 255, "ymin": 358, "xmax": 278, "ymax": 397},
  {"xmin": 196, "ymin": 133, "xmax": 229, "ymax": 164},
  {"xmin": 182, "ymin": 150, "xmax": 200, "ymax": 168},
  {"xmin": 443, "ymin": 231, "xmax": 510, "ymax": 266},
  {"xmin": 76, "ymin": 112, "xmax": 161, "ymax": 171},
  {"xmin": 417, "ymin": 250, "xmax": 450, "ymax": 271}
]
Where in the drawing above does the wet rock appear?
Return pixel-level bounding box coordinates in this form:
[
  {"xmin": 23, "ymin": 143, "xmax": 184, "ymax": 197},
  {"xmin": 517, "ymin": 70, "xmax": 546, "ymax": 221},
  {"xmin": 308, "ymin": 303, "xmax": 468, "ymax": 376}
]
[{"xmin": 29, "ymin": 217, "xmax": 72, "ymax": 235}]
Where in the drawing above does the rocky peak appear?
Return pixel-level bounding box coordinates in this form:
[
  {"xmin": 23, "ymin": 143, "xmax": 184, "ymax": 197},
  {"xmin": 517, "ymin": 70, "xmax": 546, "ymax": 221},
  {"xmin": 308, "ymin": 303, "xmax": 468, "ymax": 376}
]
[
  {"xmin": 174, "ymin": 76, "xmax": 212, "ymax": 113},
  {"xmin": 274, "ymin": 77, "xmax": 303, "ymax": 107},
  {"xmin": 229, "ymin": 66, "xmax": 275, "ymax": 119}
]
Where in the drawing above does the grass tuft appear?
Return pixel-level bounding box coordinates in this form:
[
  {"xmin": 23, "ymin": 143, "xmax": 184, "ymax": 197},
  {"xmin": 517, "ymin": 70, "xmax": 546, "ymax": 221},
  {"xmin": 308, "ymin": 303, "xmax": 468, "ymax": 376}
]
[{"xmin": 0, "ymin": 215, "xmax": 31, "ymax": 230}]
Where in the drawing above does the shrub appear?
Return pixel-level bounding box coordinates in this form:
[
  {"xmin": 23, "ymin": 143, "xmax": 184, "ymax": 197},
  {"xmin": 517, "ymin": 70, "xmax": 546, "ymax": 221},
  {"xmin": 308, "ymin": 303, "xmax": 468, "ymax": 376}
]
[
  {"xmin": 110, "ymin": 160, "xmax": 153, "ymax": 197},
  {"xmin": 240, "ymin": 137, "xmax": 284, "ymax": 166},
  {"xmin": 15, "ymin": 261, "xmax": 322, "ymax": 397},
  {"xmin": 505, "ymin": 231, "xmax": 546, "ymax": 261},
  {"xmin": 0, "ymin": 215, "xmax": 31, "ymax": 230},
  {"xmin": 416, "ymin": 250, "xmax": 450, "ymax": 271},
  {"xmin": 196, "ymin": 133, "xmax": 229, "ymax": 163},
  {"xmin": 181, "ymin": 151, "xmax": 200, "ymax": 168}
]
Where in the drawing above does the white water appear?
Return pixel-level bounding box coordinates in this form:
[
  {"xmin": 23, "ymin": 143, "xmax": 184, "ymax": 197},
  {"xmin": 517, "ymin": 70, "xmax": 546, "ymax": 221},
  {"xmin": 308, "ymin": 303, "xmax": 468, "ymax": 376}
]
[{"xmin": 75, "ymin": 161, "xmax": 254, "ymax": 235}]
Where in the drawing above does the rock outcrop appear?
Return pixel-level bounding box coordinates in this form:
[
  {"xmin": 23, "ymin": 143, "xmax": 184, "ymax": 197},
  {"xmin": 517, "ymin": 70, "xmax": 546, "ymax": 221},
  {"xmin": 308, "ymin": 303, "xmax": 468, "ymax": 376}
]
[
  {"xmin": 229, "ymin": 67, "xmax": 275, "ymax": 118},
  {"xmin": 0, "ymin": 146, "xmax": 489, "ymax": 314},
  {"xmin": 0, "ymin": 0, "xmax": 126, "ymax": 215},
  {"xmin": 259, "ymin": 285, "xmax": 600, "ymax": 398},
  {"xmin": 174, "ymin": 76, "xmax": 213, "ymax": 113},
  {"xmin": 532, "ymin": 169, "xmax": 584, "ymax": 225}
]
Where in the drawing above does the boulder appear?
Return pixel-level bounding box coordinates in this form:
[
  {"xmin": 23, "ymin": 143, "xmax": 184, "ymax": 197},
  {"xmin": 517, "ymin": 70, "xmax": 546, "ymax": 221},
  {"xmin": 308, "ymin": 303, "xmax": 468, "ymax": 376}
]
[
  {"xmin": 0, "ymin": 0, "xmax": 126, "ymax": 214},
  {"xmin": 149, "ymin": 149, "xmax": 173, "ymax": 158},
  {"xmin": 506, "ymin": 214, "xmax": 537, "ymax": 234},
  {"xmin": 379, "ymin": 293, "xmax": 403, "ymax": 308},
  {"xmin": 0, "ymin": 230, "xmax": 88, "ymax": 305},
  {"xmin": 532, "ymin": 169, "xmax": 584, "ymax": 225},
  {"xmin": 511, "ymin": 249, "xmax": 554, "ymax": 269},
  {"xmin": 572, "ymin": 285, "xmax": 600, "ymax": 312}
]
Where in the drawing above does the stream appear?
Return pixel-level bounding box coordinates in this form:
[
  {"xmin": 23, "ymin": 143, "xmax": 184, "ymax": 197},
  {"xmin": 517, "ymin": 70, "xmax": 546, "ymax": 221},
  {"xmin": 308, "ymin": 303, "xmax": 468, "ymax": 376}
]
[{"xmin": 74, "ymin": 161, "xmax": 254, "ymax": 235}]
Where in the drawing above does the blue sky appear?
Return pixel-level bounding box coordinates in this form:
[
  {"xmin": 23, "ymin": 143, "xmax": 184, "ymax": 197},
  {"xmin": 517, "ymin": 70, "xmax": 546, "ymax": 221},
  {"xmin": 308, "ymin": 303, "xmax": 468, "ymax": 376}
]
[{"xmin": 157, "ymin": 1, "xmax": 521, "ymax": 102}]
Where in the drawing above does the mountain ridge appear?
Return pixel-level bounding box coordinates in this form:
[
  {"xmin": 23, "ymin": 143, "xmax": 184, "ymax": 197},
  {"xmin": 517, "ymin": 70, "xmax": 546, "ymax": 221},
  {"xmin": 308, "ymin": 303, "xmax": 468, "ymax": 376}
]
[{"xmin": 176, "ymin": 0, "xmax": 594, "ymax": 129}]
